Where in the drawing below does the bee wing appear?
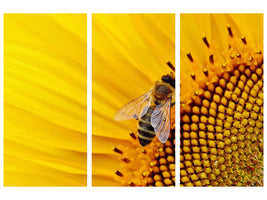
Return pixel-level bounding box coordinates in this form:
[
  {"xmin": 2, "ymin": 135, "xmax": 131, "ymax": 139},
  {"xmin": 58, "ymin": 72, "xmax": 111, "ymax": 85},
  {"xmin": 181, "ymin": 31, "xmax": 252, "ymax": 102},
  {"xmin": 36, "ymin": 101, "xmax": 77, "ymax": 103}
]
[
  {"xmin": 151, "ymin": 97, "xmax": 171, "ymax": 143},
  {"xmin": 114, "ymin": 90, "xmax": 152, "ymax": 121}
]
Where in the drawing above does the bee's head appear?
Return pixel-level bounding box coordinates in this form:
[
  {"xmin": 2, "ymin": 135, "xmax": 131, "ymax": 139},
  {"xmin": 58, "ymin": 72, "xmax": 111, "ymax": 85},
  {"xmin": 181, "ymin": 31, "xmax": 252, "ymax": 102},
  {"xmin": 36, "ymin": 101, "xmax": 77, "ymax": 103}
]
[{"xmin": 161, "ymin": 72, "xmax": 175, "ymax": 88}]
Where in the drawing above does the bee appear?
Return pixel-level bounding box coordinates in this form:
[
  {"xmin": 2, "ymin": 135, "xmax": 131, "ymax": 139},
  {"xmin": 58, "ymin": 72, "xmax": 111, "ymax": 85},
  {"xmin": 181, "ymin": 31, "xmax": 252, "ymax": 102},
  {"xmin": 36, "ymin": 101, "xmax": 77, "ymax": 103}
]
[{"xmin": 114, "ymin": 67, "xmax": 175, "ymax": 146}]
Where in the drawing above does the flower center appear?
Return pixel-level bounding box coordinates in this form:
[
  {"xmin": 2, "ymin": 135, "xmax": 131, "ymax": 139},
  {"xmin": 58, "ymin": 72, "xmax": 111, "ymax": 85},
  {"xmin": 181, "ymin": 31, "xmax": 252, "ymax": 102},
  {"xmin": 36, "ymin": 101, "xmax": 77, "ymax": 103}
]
[{"xmin": 180, "ymin": 24, "xmax": 263, "ymax": 186}]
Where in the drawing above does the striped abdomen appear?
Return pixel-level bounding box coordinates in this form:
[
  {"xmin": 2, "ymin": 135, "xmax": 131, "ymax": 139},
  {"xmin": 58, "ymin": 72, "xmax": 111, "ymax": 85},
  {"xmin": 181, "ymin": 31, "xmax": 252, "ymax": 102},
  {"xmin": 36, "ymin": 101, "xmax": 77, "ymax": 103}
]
[{"xmin": 137, "ymin": 107, "xmax": 156, "ymax": 146}]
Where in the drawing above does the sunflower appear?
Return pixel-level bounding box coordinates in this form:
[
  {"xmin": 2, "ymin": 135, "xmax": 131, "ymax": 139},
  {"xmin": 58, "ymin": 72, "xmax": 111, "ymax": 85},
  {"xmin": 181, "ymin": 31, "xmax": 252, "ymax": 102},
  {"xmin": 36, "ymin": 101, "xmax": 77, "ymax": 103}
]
[
  {"xmin": 92, "ymin": 14, "xmax": 175, "ymax": 186},
  {"xmin": 4, "ymin": 14, "xmax": 87, "ymax": 186},
  {"xmin": 180, "ymin": 14, "xmax": 263, "ymax": 186}
]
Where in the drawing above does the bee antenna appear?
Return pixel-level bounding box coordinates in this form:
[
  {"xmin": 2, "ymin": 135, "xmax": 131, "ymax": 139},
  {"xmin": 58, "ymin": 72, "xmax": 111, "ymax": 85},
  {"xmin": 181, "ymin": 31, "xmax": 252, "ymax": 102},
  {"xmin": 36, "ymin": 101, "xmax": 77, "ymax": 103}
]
[{"xmin": 167, "ymin": 61, "xmax": 175, "ymax": 71}]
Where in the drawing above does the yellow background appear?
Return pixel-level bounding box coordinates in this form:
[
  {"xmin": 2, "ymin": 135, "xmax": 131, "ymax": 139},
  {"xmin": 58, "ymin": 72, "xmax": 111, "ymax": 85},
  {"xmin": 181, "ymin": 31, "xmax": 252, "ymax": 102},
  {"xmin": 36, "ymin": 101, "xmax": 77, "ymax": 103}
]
[{"xmin": 4, "ymin": 14, "xmax": 87, "ymax": 186}]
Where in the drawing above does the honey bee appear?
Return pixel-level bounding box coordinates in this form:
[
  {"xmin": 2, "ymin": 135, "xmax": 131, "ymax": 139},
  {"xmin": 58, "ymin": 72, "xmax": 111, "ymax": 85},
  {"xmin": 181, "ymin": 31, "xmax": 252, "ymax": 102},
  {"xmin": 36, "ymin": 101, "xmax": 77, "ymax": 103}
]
[{"xmin": 115, "ymin": 66, "xmax": 175, "ymax": 146}]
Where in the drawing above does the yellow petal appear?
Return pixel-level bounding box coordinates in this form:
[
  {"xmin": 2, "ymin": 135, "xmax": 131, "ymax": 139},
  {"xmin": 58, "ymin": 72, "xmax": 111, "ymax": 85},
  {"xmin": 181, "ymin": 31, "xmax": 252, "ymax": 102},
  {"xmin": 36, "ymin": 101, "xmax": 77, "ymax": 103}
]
[{"xmin": 4, "ymin": 14, "xmax": 87, "ymax": 186}]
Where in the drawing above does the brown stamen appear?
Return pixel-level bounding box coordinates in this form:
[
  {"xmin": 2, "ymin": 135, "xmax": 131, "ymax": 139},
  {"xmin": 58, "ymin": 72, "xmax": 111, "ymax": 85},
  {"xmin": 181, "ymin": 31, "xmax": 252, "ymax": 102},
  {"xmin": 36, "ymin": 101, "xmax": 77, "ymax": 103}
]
[
  {"xmin": 203, "ymin": 67, "xmax": 208, "ymax": 76},
  {"xmin": 190, "ymin": 72, "xmax": 196, "ymax": 80},
  {"xmin": 129, "ymin": 132, "xmax": 137, "ymax": 139},
  {"xmin": 202, "ymin": 36, "xmax": 210, "ymax": 47},
  {"xmin": 209, "ymin": 54, "xmax": 214, "ymax": 64},
  {"xmin": 129, "ymin": 182, "xmax": 135, "ymax": 186},
  {"xmin": 121, "ymin": 157, "xmax": 131, "ymax": 163},
  {"xmin": 115, "ymin": 170, "xmax": 123, "ymax": 177},
  {"xmin": 167, "ymin": 61, "xmax": 175, "ymax": 71},
  {"xmin": 227, "ymin": 24, "xmax": 233, "ymax": 37},
  {"xmin": 186, "ymin": 52, "xmax": 194, "ymax": 62},
  {"xmin": 257, "ymin": 50, "xmax": 262, "ymax": 54},
  {"xmin": 241, "ymin": 36, "xmax": 247, "ymax": 44},
  {"xmin": 112, "ymin": 147, "xmax": 123, "ymax": 154}
]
